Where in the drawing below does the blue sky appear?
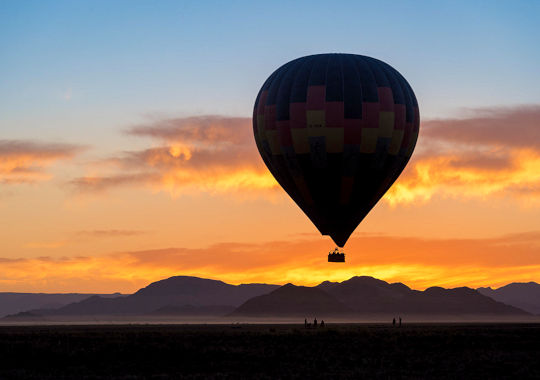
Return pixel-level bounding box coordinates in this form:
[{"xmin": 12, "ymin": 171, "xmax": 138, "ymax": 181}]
[{"xmin": 2, "ymin": 0, "xmax": 540, "ymax": 147}]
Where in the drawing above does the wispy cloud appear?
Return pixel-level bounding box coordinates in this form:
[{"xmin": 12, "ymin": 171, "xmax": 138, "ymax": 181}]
[
  {"xmin": 2, "ymin": 232, "xmax": 540, "ymax": 292},
  {"xmin": 69, "ymin": 106, "xmax": 540, "ymax": 205},
  {"xmin": 421, "ymin": 105, "xmax": 540, "ymax": 148},
  {"xmin": 0, "ymin": 140, "xmax": 84, "ymax": 184},
  {"xmin": 71, "ymin": 116, "xmax": 277, "ymax": 196},
  {"xmin": 128, "ymin": 115, "xmax": 253, "ymax": 145},
  {"xmin": 387, "ymin": 105, "xmax": 540, "ymax": 204},
  {"xmin": 70, "ymin": 173, "xmax": 155, "ymax": 193}
]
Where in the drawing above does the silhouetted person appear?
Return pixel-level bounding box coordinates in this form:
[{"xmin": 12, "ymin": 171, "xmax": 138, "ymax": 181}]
[
  {"xmin": 314, "ymin": 318, "xmax": 318, "ymax": 328},
  {"xmin": 399, "ymin": 317, "xmax": 402, "ymax": 327},
  {"xmin": 320, "ymin": 320, "xmax": 325, "ymax": 328},
  {"xmin": 392, "ymin": 318, "xmax": 396, "ymax": 326},
  {"xmin": 304, "ymin": 318, "xmax": 308, "ymax": 328}
]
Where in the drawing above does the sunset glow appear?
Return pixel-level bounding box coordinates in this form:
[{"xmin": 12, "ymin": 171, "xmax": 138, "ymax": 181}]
[{"xmin": 2, "ymin": 1, "xmax": 540, "ymax": 293}]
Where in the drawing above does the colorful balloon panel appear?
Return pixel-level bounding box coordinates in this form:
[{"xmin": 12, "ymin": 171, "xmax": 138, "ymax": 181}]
[{"xmin": 253, "ymin": 54, "xmax": 419, "ymax": 247}]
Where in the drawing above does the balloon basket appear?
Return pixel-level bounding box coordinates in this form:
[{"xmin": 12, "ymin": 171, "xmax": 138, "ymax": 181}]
[{"xmin": 328, "ymin": 248, "xmax": 345, "ymax": 262}]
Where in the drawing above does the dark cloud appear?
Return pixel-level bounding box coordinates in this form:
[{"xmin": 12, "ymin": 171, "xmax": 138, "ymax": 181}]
[
  {"xmin": 127, "ymin": 116, "xmax": 253, "ymax": 145},
  {"xmin": 0, "ymin": 140, "xmax": 83, "ymax": 157},
  {"xmin": 122, "ymin": 145, "xmax": 260, "ymax": 171},
  {"xmin": 422, "ymin": 105, "xmax": 540, "ymax": 148}
]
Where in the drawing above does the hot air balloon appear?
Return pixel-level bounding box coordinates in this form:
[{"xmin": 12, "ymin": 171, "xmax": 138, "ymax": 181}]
[{"xmin": 252, "ymin": 54, "xmax": 419, "ymax": 261}]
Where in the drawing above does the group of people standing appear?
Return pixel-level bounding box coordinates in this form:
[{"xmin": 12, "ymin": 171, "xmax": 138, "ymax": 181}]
[
  {"xmin": 304, "ymin": 318, "xmax": 325, "ymax": 328},
  {"xmin": 302, "ymin": 317, "xmax": 403, "ymax": 327}
]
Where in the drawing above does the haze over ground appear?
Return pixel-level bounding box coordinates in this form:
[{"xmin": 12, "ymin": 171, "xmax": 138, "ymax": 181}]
[{"xmin": 1, "ymin": 1, "xmax": 540, "ymax": 293}]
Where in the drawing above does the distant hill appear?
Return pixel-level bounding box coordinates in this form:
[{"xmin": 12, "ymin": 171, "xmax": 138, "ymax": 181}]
[
  {"xmin": 38, "ymin": 276, "xmax": 279, "ymax": 316},
  {"xmin": 0, "ymin": 292, "xmax": 124, "ymax": 318},
  {"xmin": 1, "ymin": 311, "xmax": 47, "ymax": 322},
  {"xmin": 232, "ymin": 276, "xmax": 528, "ymax": 318},
  {"xmin": 318, "ymin": 276, "xmax": 527, "ymax": 315},
  {"xmin": 231, "ymin": 284, "xmax": 352, "ymax": 317},
  {"xmin": 478, "ymin": 282, "xmax": 540, "ymax": 315},
  {"xmin": 317, "ymin": 276, "xmax": 413, "ymax": 313}
]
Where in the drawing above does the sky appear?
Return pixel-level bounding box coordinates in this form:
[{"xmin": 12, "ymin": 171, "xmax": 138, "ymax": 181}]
[{"xmin": 1, "ymin": 0, "xmax": 540, "ymax": 293}]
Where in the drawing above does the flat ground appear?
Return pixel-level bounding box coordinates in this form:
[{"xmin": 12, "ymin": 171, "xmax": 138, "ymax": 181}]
[{"xmin": 1, "ymin": 323, "xmax": 539, "ymax": 379}]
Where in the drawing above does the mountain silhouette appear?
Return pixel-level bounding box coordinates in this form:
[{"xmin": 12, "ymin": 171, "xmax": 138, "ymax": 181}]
[
  {"xmin": 43, "ymin": 276, "xmax": 279, "ymax": 316},
  {"xmin": 231, "ymin": 276, "xmax": 528, "ymax": 318},
  {"xmin": 231, "ymin": 283, "xmax": 352, "ymax": 317},
  {"xmin": 1, "ymin": 311, "xmax": 47, "ymax": 322},
  {"xmin": 317, "ymin": 276, "xmax": 413, "ymax": 312},
  {"xmin": 0, "ymin": 292, "xmax": 124, "ymax": 318},
  {"xmin": 478, "ymin": 282, "xmax": 540, "ymax": 315},
  {"xmin": 318, "ymin": 276, "xmax": 527, "ymax": 315},
  {"xmin": 3, "ymin": 275, "xmax": 535, "ymax": 321}
]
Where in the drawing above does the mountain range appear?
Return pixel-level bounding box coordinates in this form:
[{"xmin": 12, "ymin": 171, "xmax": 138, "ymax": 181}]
[
  {"xmin": 3, "ymin": 277, "xmax": 278, "ymax": 318},
  {"xmin": 478, "ymin": 282, "xmax": 540, "ymax": 315},
  {"xmin": 0, "ymin": 292, "xmax": 124, "ymax": 318},
  {"xmin": 2, "ymin": 276, "xmax": 539, "ymax": 321},
  {"xmin": 231, "ymin": 276, "xmax": 529, "ymax": 318}
]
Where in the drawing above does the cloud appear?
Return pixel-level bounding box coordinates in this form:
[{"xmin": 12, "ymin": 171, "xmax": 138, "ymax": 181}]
[
  {"xmin": 2, "ymin": 232, "xmax": 540, "ymax": 293},
  {"xmin": 70, "ymin": 173, "xmax": 155, "ymax": 193},
  {"xmin": 128, "ymin": 115, "xmax": 253, "ymax": 145},
  {"xmin": 386, "ymin": 105, "xmax": 540, "ymax": 205},
  {"xmin": 421, "ymin": 105, "xmax": 540, "ymax": 148},
  {"xmin": 70, "ymin": 106, "xmax": 540, "ymax": 204},
  {"xmin": 0, "ymin": 140, "xmax": 84, "ymax": 184},
  {"xmin": 71, "ymin": 116, "xmax": 277, "ymax": 196}
]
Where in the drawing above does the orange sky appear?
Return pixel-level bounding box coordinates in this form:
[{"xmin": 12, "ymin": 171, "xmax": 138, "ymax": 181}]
[{"xmin": 2, "ymin": 106, "xmax": 540, "ymax": 293}]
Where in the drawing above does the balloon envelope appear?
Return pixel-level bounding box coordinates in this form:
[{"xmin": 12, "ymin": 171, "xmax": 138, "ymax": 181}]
[{"xmin": 253, "ymin": 54, "xmax": 419, "ymax": 247}]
